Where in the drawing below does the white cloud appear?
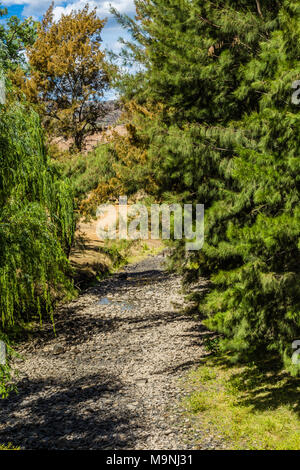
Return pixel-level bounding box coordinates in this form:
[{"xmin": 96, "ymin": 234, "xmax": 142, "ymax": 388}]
[
  {"xmin": 2, "ymin": 0, "xmax": 135, "ymax": 54},
  {"xmin": 2, "ymin": 0, "xmax": 50, "ymax": 19},
  {"xmin": 2, "ymin": 0, "xmax": 135, "ymax": 20},
  {"xmin": 53, "ymin": 0, "xmax": 134, "ymax": 20}
]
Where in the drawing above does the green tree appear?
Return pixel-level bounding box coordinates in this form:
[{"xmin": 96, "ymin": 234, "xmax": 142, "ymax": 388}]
[
  {"xmin": 0, "ymin": 5, "xmax": 75, "ymax": 398},
  {"xmin": 0, "ymin": 3, "xmax": 37, "ymax": 70},
  {"xmin": 0, "ymin": 82, "xmax": 75, "ymax": 330},
  {"xmin": 0, "ymin": 70, "xmax": 75, "ymax": 397},
  {"xmin": 114, "ymin": 0, "xmax": 300, "ymax": 374}
]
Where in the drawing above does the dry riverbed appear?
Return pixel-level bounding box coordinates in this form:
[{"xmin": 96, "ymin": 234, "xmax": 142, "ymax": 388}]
[{"xmin": 0, "ymin": 253, "xmax": 219, "ymax": 450}]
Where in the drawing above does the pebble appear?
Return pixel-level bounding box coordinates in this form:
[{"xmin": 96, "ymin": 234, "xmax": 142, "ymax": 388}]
[{"xmin": 0, "ymin": 254, "xmax": 218, "ymax": 450}]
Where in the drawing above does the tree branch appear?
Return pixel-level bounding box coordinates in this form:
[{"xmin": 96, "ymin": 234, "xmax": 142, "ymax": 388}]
[
  {"xmin": 256, "ymin": 0, "xmax": 263, "ymax": 17},
  {"xmin": 197, "ymin": 14, "xmax": 220, "ymax": 29}
]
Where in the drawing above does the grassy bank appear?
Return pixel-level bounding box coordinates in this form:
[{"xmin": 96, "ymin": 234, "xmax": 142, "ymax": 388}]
[
  {"xmin": 0, "ymin": 443, "xmax": 19, "ymax": 450},
  {"xmin": 183, "ymin": 355, "xmax": 300, "ymax": 450}
]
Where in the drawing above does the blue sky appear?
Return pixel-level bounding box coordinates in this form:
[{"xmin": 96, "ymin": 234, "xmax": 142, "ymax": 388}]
[{"xmin": 2, "ymin": 1, "xmax": 135, "ymax": 54}]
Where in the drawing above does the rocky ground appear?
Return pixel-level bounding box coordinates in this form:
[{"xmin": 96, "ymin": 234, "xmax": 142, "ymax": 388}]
[{"xmin": 0, "ymin": 253, "xmax": 216, "ymax": 450}]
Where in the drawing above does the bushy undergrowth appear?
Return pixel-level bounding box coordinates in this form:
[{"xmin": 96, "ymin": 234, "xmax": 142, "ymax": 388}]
[
  {"xmin": 0, "ymin": 333, "xmax": 18, "ymax": 398},
  {"xmin": 0, "ymin": 442, "xmax": 20, "ymax": 450},
  {"xmin": 54, "ymin": 143, "xmax": 116, "ymax": 204},
  {"xmin": 54, "ymin": 116, "xmax": 159, "ymax": 214}
]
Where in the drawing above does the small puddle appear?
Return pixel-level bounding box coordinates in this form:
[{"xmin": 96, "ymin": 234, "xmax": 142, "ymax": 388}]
[{"xmin": 98, "ymin": 297, "xmax": 135, "ymax": 311}]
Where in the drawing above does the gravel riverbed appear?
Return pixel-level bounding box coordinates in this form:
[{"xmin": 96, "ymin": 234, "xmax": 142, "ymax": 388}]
[{"xmin": 0, "ymin": 253, "xmax": 215, "ymax": 450}]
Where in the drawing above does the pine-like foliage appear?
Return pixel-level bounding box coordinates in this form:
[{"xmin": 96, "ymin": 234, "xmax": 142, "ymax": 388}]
[
  {"xmin": 197, "ymin": 1, "xmax": 300, "ymax": 375},
  {"xmin": 0, "ymin": 91, "xmax": 75, "ymax": 328},
  {"xmin": 114, "ymin": 0, "xmax": 300, "ymax": 373}
]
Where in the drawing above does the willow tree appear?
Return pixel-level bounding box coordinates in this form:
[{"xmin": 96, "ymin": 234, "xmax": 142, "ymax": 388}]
[
  {"xmin": 22, "ymin": 3, "xmax": 109, "ymax": 151},
  {"xmin": 0, "ymin": 89, "xmax": 75, "ymax": 329}
]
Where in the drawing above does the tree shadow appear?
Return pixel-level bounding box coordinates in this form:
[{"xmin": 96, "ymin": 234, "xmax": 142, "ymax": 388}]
[
  {"xmin": 181, "ymin": 324, "xmax": 217, "ymax": 349},
  {"xmin": 0, "ymin": 372, "xmax": 140, "ymax": 449},
  {"xmin": 10, "ymin": 305, "xmax": 119, "ymax": 351},
  {"xmin": 8, "ymin": 256, "xmax": 171, "ymax": 346},
  {"xmin": 212, "ymin": 355, "xmax": 300, "ymax": 418},
  {"xmin": 106, "ymin": 310, "xmax": 192, "ymax": 331},
  {"xmin": 153, "ymin": 359, "xmax": 203, "ymax": 375},
  {"xmin": 0, "ymin": 255, "xmax": 204, "ymax": 449}
]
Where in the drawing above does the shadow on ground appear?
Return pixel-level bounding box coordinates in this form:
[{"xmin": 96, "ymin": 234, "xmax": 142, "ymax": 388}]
[
  {"xmin": 0, "ymin": 255, "xmax": 211, "ymax": 449},
  {"xmin": 11, "ymin": 263, "xmax": 181, "ymax": 350},
  {"xmin": 210, "ymin": 355, "xmax": 300, "ymax": 418},
  {"xmin": 0, "ymin": 372, "xmax": 138, "ymax": 449}
]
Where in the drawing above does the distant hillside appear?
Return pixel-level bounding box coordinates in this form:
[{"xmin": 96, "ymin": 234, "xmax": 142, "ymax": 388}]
[
  {"xmin": 96, "ymin": 100, "xmax": 123, "ymax": 129},
  {"xmin": 53, "ymin": 100, "xmax": 125, "ymax": 152}
]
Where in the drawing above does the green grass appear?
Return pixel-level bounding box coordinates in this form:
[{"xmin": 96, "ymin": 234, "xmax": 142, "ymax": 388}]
[
  {"xmin": 183, "ymin": 356, "xmax": 300, "ymax": 450},
  {"xmin": 101, "ymin": 238, "xmax": 165, "ymax": 270},
  {"xmin": 99, "ymin": 239, "xmax": 135, "ymax": 271},
  {"xmin": 0, "ymin": 443, "xmax": 19, "ymax": 450}
]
